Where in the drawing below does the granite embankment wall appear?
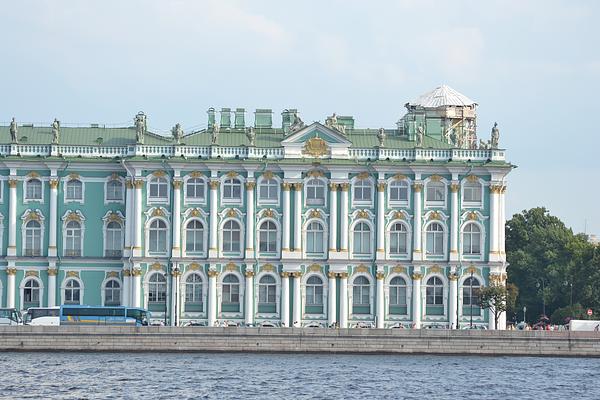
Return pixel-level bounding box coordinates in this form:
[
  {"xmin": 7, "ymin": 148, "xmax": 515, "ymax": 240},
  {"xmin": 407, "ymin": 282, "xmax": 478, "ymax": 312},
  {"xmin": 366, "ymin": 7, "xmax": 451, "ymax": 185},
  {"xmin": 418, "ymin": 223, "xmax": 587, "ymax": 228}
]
[{"xmin": 1, "ymin": 326, "xmax": 599, "ymax": 357}]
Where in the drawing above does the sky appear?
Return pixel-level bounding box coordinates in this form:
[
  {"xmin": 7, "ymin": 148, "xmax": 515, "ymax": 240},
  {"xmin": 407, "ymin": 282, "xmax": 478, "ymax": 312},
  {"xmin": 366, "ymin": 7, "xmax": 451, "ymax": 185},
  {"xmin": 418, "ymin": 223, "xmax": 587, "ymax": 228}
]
[{"xmin": 1, "ymin": 0, "xmax": 599, "ymax": 234}]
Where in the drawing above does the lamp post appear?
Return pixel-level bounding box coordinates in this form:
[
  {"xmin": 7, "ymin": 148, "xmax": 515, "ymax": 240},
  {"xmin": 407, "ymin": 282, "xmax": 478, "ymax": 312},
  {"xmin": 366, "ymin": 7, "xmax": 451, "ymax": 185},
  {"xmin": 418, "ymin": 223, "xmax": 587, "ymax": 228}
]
[
  {"xmin": 536, "ymin": 277, "xmax": 547, "ymax": 317},
  {"xmin": 564, "ymin": 280, "xmax": 573, "ymax": 320},
  {"xmin": 470, "ymin": 271, "xmax": 474, "ymax": 328},
  {"xmin": 523, "ymin": 305, "xmax": 527, "ymax": 323}
]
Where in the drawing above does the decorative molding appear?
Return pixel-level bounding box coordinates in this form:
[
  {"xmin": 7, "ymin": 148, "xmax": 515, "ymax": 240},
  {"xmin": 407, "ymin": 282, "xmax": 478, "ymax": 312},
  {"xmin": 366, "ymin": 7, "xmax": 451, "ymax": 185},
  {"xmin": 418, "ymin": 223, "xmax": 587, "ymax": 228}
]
[
  {"xmin": 107, "ymin": 271, "xmax": 119, "ymax": 278},
  {"xmin": 262, "ymin": 171, "xmax": 275, "ymax": 180},
  {"xmin": 49, "ymin": 179, "xmax": 59, "ymax": 189},
  {"xmin": 27, "ymin": 172, "xmax": 40, "ymax": 178},
  {"xmin": 309, "ymin": 209, "xmax": 321, "ymax": 219},
  {"xmin": 150, "ymin": 263, "xmax": 163, "ymax": 271},
  {"xmin": 172, "ymin": 180, "xmax": 182, "ymax": 189},
  {"xmin": 66, "ymin": 271, "xmax": 79, "ymax": 278},
  {"xmin": 466, "ymin": 175, "xmax": 479, "ymax": 183},
  {"xmin": 208, "ymin": 270, "xmax": 219, "ymax": 278},
  {"xmin": 134, "ymin": 179, "xmax": 144, "ymax": 189},
  {"xmin": 429, "ymin": 175, "xmax": 442, "ymax": 182},
  {"xmin": 355, "ymin": 264, "xmax": 369, "ymax": 273},
  {"xmin": 392, "ymin": 266, "xmax": 406, "ymax": 274},
  {"xmin": 262, "ymin": 264, "xmax": 275, "ymax": 272},
  {"xmin": 308, "ymin": 264, "xmax": 321, "ymax": 272},
  {"xmin": 429, "ymin": 265, "xmax": 442, "ymax": 274},
  {"xmin": 307, "ymin": 170, "xmax": 324, "ymax": 178},
  {"xmin": 152, "ymin": 170, "xmax": 167, "ymax": 177},
  {"xmin": 226, "ymin": 171, "xmax": 239, "ymax": 178},
  {"xmin": 328, "ymin": 183, "xmax": 338, "ymax": 191},
  {"xmin": 393, "ymin": 174, "xmax": 407, "ymax": 181},
  {"xmin": 303, "ymin": 137, "xmax": 329, "ymax": 157},
  {"xmin": 293, "ymin": 182, "xmax": 303, "ymax": 190},
  {"xmin": 448, "ymin": 273, "xmax": 459, "ymax": 281},
  {"xmin": 357, "ymin": 172, "xmax": 370, "ymax": 180},
  {"xmin": 356, "ymin": 210, "xmax": 370, "ymax": 219},
  {"xmin": 189, "ymin": 171, "xmax": 204, "ymax": 178},
  {"xmin": 225, "ymin": 262, "xmax": 237, "ymax": 271},
  {"xmin": 187, "ymin": 263, "xmax": 200, "ymax": 271}
]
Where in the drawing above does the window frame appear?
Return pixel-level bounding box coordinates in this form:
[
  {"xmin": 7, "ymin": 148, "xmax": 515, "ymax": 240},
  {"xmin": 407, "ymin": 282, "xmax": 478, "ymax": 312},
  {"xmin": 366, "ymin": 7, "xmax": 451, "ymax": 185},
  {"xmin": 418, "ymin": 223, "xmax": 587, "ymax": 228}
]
[
  {"xmin": 388, "ymin": 179, "xmax": 410, "ymax": 205},
  {"xmin": 388, "ymin": 221, "xmax": 409, "ymax": 257},
  {"xmin": 304, "ymin": 178, "xmax": 326, "ymax": 207},
  {"xmin": 24, "ymin": 178, "xmax": 44, "ymax": 203},
  {"xmin": 147, "ymin": 218, "xmax": 169, "ymax": 256},
  {"xmin": 305, "ymin": 220, "xmax": 326, "ymax": 257},
  {"xmin": 258, "ymin": 219, "xmax": 279, "ymax": 256},
  {"xmin": 184, "ymin": 176, "xmax": 207, "ymax": 205},
  {"xmin": 425, "ymin": 222, "xmax": 446, "ymax": 257},
  {"xmin": 352, "ymin": 220, "xmax": 373, "ymax": 257},
  {"xmin": 425, "ymin": 180, "xmax": 446, "ymax": 208},
  {"xmin": 62, "ymin": 278, "xmax": 83, "ymax": 305},
  {"xmin": 257, "ymin": 177, "xmax": 280, "ymax": 205},
  {"xmin": 352, "ymin": 177, "xmax": 374, "ymax": 206},
  {"xmin": 221, "ymin": 219, "xmax": 243, "ymax": 256},
  {"xmin": 147, "ymin": 176, "xmax": 169, "ymax": 204},
  {"xmin": 462, "ymin": 222, "xmax": 482, "ymax": 256},
  {"xmin": 105, "ymin": 179, "xmax": 124, "ymax": 204},
  {"xmin": 184, "ymin": 219, "xmax": 206, "ymax": 256},
  {"xmin": 103, "ymin": 278, "xmax": 122, "ymax": 306},
  {"xmin": 64, "ymin": 220, "xmax": 83, "ymax": 257},
  {"xmin": 23, "ymin": 219, "xmax": 43, "ymax": 257},
  {"xmin": 221, "ymin": 177, "xmax": 243, "ymax": 205}
]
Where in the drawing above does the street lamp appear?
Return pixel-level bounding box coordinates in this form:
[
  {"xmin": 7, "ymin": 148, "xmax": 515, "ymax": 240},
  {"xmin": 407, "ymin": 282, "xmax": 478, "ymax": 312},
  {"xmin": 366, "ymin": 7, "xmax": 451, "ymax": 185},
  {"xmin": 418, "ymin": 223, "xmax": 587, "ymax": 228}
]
[
  {"xmin": 470, "ymin": 271, "xmax": 474, "ymax": 328},
  {"xmin": 523, "ymin": 305, "xmax": 527, "ymax": 323},
  {"xmin": 536, "ymin": 277, "xmax": 547, "ymax": 317},
  {"xmin": 564, "ymin": 280, "xmax": 573, "ymax": 320}
]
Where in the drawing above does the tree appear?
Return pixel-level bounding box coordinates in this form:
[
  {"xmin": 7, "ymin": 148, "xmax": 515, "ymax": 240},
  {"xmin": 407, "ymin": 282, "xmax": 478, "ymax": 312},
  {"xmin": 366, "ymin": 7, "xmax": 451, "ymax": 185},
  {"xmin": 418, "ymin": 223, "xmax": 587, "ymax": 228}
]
[{"xmin": 479, "ymin": 284, "xmax": 514, "ymax": 330}]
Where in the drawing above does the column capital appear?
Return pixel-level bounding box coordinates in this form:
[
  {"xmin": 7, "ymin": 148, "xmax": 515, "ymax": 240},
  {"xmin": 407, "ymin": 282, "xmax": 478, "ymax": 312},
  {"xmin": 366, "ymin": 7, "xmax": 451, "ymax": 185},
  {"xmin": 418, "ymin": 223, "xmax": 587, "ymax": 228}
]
[
  {"xmin": 134, "ymin": 179, "xmax": 144, "ymax": 189},
  {"xmin": 208, "ymin": 269, "xmax": 219, "ymax": 278},
  {"xmin": 412, "ymin": 183, "xmax": 423, "ymax": 192},
  {"xmin": 6, "ymin": 267, "xmax": 17, "ymax": 276},
  {"xmin": 49, "ymin": 179, "xmax": 59, "ymax": 189},
  {"xmin": 245, "ymin": 270, "xmax": 255, "ymax": 277},
  {"xmin": 290, "ymin": 271, "xmax": 302, "ymax": 278},
  {"xmin": 450, "ymin": 183, "xmax": 460, "ymax": 193},
  {"xmin": 340, "ymin": 183, "xmax": 350, "ymax": 192},
  {"xmin": 376, "ymin": 272, "xmax": 385, "ymax": 280},
  {"xmin": 327, "ymin": 271, "xmax": 337, "ymax": 278},
  {"xmin": 282, "ymin": 182, "xmax": 292, "ymax": 191},
  {"xmin": 131, "ymin": 268, "xmax": 143, "ymax": 277},
  {"xmin": 123, "ymin": 269, "xmax": 132, "ymax": 277},
  {"xmin": 281, "ymin": 271, "xmax": 290, "ymax": 278},
  {"xmin": 377, "ymin": 182, "xmax": 386, "ymax": 192},
  {"xmin": 171, "ymin": 269, "xmax": 182, "ymax": 277},
  {"xmin": 245, "ymin": 181, "xmax": 256, "ymax": 190},
  {"xmin": 125, "ymin": 179, "xmax": 134, "ymax": 189},
  {"xmin": 338, "ymin": 272, "xmax": 348, "ymax": 279},
  {"xmin": 47, "ymin": 267, "xmax": 58, "ymax": 276},
  {"xmin": 209, "ymin": 180, "xmax": 220, "ymax": 189},
  {"xmin": 292, "ymin": 182, "xmax": 303, "ymax": 190},
  {"xmin": 448, "ymin": 273, "xmax": 459, "ymax": 281},
  {"xmin": 490, "ymin": 184, "xmax": 504, "ymax": 194},
  {"xmin": 172, "ymin": 180, "xmax": 183, "ymax": 189},
  {"xmin": 329, "ymin": 183, "xmax": 338, "ymax": 191},
  {"xmin": 8, "ymin": 179, "xmax": 18, "ymax": 188},
  {"xmin": 411, "ymin": 272, "xmax": 423, "ymax": 280}
]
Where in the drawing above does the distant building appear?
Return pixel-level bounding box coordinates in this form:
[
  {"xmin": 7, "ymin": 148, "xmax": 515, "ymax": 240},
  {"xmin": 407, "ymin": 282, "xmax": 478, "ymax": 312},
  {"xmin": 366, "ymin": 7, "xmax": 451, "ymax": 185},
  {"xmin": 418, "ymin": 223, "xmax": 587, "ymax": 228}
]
[
  {"xmin": 588, "ymin": 234, "xmax": 599, "ymax": 245},
  {"xmin": 0, "ymin": 85, "xmax": 512, "ymax": 329}
]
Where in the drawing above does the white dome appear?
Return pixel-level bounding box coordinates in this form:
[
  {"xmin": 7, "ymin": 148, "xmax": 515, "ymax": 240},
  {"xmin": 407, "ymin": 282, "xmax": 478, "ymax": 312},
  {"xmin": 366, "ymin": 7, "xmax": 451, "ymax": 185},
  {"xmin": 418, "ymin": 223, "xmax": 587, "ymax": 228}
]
[{"xmin": 408, "ymin": 85, "xmax": 476, "ymax": 108}]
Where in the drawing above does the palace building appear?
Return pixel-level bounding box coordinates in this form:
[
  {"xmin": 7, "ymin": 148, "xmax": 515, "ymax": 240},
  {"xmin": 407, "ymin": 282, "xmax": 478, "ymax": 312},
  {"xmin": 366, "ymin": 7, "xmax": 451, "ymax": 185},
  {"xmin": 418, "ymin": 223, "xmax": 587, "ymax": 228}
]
[{"xmin": 0, "ymin": 85, "xmax": 512, "ymax": 329}]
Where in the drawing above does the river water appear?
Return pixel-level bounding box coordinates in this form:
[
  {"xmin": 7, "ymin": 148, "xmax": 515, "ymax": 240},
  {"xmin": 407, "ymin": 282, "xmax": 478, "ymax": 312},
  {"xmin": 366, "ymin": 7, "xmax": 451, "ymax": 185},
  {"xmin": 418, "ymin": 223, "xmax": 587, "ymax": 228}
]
[{"xmin": 1, "ymin": 352, "xmax": 598, "ymax": 399}]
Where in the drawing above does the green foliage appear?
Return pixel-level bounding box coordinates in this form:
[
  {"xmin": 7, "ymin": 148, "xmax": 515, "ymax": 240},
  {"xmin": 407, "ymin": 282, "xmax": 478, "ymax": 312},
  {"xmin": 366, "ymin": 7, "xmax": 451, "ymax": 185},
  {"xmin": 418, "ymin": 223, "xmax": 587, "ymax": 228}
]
[
  {"xmin": 479, "ymin": 284, "xmax": 508, "ymax": 329},
  {"xmin": 506, "ymin": 207, "xmax": 599, "ymax": 324}
]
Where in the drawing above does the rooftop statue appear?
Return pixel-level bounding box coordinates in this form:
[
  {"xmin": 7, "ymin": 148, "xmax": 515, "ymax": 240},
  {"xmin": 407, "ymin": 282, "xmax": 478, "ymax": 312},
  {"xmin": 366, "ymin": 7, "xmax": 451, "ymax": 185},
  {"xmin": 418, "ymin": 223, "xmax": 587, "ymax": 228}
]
[
  {"xmin": 9, "ymin": 117, "xmax": 18, "ymax": 144},
  {"xmin": 134, "ymin": 112, "xmax": 146, "ymax": 145},
  {"xmin": 172, "ymin": 123, "xmax": 183, "ymax": 144},
  {"xmin": 245, "ymin": 127, "xmax": 256, "ymax": 146},
  {"xmin": 211, "ymin": 122, "xmax": 220, "ymax": 145},
  {"xmin": 377, "ymin": 128, "xmax": 386, "ymax": 147},
  {"xmin": 491, "ymin": 122, "xmax": 500, "ymax": 149},
  {"xmin": 416, "ymin": 125, "xmax": 424, "ymax": 147},
  {"xmin": 479, "ymin": 139, "xmax": 491, "ymax": 149},
  {"xmin": 289, "ymin": 112, "xmax": 305, "ymax": 133},
  {"xmin": 325, "ymin": 113, "xmax": 345, "ymax": 134},
  {"xmin": 51, "ymin": 118, "xmax": 60, "ymax": 144}
]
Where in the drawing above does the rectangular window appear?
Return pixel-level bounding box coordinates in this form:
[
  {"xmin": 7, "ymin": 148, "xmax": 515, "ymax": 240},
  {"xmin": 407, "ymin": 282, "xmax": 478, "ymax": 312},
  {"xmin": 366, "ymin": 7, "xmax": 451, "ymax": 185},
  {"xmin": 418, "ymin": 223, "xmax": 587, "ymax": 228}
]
[{"xmin": 463, "ymin": 185, "xmax": 482, "ymax": 203}]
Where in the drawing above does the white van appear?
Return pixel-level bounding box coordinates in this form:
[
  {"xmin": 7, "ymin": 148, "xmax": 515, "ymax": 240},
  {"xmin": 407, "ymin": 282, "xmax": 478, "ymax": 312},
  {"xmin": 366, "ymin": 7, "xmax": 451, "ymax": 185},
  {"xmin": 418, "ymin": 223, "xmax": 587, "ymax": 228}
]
[
  {"xmin": 23, "ymin": 307, "xmax": 60, "ymax": 326},
  {"xmin": 0, "ymin": 308, "xmax": 22, "ymax": 325}
]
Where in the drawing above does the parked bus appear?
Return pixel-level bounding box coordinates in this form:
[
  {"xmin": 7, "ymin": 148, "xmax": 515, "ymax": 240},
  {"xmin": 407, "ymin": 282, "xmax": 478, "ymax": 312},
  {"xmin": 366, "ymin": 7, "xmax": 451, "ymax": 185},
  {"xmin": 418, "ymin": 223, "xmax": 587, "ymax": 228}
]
[
  {"xmin": 23, "ymin": 307, "xmax": 60, "ymax": 326},
  {"xmin": 59, "ymin": 306, "xmax": 149, "ymax": 326},
  {"xmin": 0, "ymin": 308, "xmax": 22, "ymax": 326}
]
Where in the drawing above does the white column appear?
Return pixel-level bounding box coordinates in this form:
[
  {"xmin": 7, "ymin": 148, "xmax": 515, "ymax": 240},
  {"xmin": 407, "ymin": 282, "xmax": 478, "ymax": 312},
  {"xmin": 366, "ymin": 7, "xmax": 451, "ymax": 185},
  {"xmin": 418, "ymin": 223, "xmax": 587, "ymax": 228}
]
[
  {"xmin": 376, "ymin": 272, "xmax": 385, "ymax": 328},
  {"xmin": 448, "ymin": 275, "xmax": 458, "ymax": 329},
  {"xmin": 132, "ymin": 268, "xmax": 142, "ymax": 308},
  {"xmin": 282, "ymin": 183, "xmax": 291, "ymax": 251},
  {"xmin": 122, "ymin": 270, "xmax": 130, "ymax": 307},
  {"xmin": 209, "ymin": 181, "xmax": 219, "ymax": 254},
  {"xmin": 172, "ymin": 180, "xmax": 182, "ymax": 257},
  {"xmin": 412, "ymin": 183, "xmax": 423, "ymax": 258},
  {"xmin": 6, "ymin": 268, "xmax": 16, "ymax": 309},
  {"xmin": 7, "ymin": 179, "xmax": 17, "ymax": 256},
  {"xmin": 245, "ymin": 182, "xmax": 255, "ymax": 258},
  {"xmin": 329, "ymin": 184, "xmax": 338, "ymax": 252},
  {"xmin": 499, "ymin": 186, "xmax": 506, "ymax": 256},
  {"xmin": 376, "ymin": 182, "xmax": 386, "ymax": 258},
  {"xmin": 170, "ymin": 269, "xmax": 180, "ymax": 326},
  {"xmin": 411, "ymin": 272, "xmax": 422, "ymax": 328},
  {"xmin": 245, "ymin": 271, "xmax": 254, "ymax": 325},
  {"xmin": 48, "ymin": 179, "xmax": 58, "ymax": 257},
  {"xmin": 133, "ymin": 180, "xmax": 143, "ymax": 255},
  {"xmin": 489, "ymin": 184, "xmax": 500, "ymax": 259},
  {"xmin": 293, "ymin": 183, "xmax": 302, "ymax": 252},
  {"xmin": 208, "ymin": 270, "xmax": 218, "ymax": 326},
  {"xmin": 47, "ymin": 267, "xmax": 57, "ymax": 307},
  {"xmin": 450, "ymin": 183, "xmax": 459, "ymax": 260},
  {"xmin": 281, "ymin": 272, "xmax": 290, "ymax": 327},
  {"xmin": 339, "ymin": 272, "xmax": 348, "ymax": 328},
  {"xmin": 327, "ymin": 272, "xmax": 337, "ymax": 326},
  {"xmin": 124, "ymin": 180, "xmax": 133, "ymax": 255},
  {"xmin": 292, "ymin": 272, "xmax": 302, "ymax": 327},
  {"xmin": 340, "ymin": 184, "xmax": 349, "ymax": 252}
]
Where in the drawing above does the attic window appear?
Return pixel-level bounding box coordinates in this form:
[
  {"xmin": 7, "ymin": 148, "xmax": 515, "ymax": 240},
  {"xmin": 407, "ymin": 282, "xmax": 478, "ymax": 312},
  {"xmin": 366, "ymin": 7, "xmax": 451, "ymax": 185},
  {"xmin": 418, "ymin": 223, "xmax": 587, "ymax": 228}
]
[{"xmin": 21, "ymin": 136, "xmax": 28, "ymax": 142}]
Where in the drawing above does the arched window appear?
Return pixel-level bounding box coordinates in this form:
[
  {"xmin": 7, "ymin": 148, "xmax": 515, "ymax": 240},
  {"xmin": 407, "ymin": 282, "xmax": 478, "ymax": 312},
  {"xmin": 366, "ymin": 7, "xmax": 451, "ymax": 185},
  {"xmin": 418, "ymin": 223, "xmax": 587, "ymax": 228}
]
[
  {"xmin": 353, "ymin": 222, "xmax": 372, "ymax": 255},
  {"xmin": 104, "ymin": 279, "xmax": 121, "ymax": 306},
  {"xmin": 223, "ymin": 178, "xmax": 242, "ymax": 201},
  {"xmin": 65, "ymin": 179, "xmax": 83, "ymax": 201},
  {"xmin": 148, "ymin": 219, "xmax": 168, "ymax": 254},
  {"xmin": 462, "ymin": 277, "xmax": 481, "ymax": 316},
  {"xmin": 25, "ymin": 178, "xmax": 42, "ymax": 201},
  {"xmin": 426, "ymin": 181, "xmax": 445, "ymax": 203},
  {"xmin": 389, "ymin": 180, "xmax": 408, "ymax": 202},
  {"xmin": 185, "ymin": 273, "xmax": 203, "ymax": 312},
  {"xmin": 389, "ymin": 277, "xmax": 407, "ymax": 314},
  {"xmin": 258, "ymin": 275, "xmax": 277, "ymax": 313},
  {"xmin": 185, "ymin": 220, "xmax": 205, "ymax": 254},
  {"xmin": 353, "ymin": 179, "xmax": 372, "ymax": 202},
  {"xmin": 222, "ymin": 220, "xmax": 241, "ymax": 253},
  {"xmin": 352, "ymin": 276, "xmax": 370, "ymax": 314},
  {"xmin": 221, "ymin": 274, "xmax": 240, "ymax": 312},
  {"xmin": 64, "ymin": 279, "xmax": 81, "ymax": 304},
  {"xmin": 389, "ymin": 223, "xmax": 408, "ymax": 255},
  {"xmin": 148, "ymin": 273, "xmax": 167, "ymax": 312},
  {"xmin": 306, "ymin": 276, "xmax": 324, "ymax": 314},
  {"xmin": 306, "ymin": 178, "xmax": 325, "ymax": 206},
  {"xmin": 426, "ymin": 223, "xmax": 444, "ymax": 255},
  {"xmin": 24, "ymin": 220, "xmax": 42, "ymax": 256},
  {"xmin": 426, "ymin": 276, "xmax": 444, "ymax": 315},
  {"xmin": 186, "ymin": 178, "xmax": 205, "ymax": 202},
  {"xmin": 105, "ymin": 221, "xmax": 122, "ymax": 257},
  {"xmin": 64, "ymin": 221, "xmax": 82, "ymax": 257},
  {"xmin": 23, "ymin": 279, "xmax": 41, "ymax": 308},
  {"xmin": 463, "ymin": 181, "xmax": 482, "ymax": 203},
  {"xmin": 306, "ymin": 221, "xmax": 325, "ymax": 254},
  {"xmin": 462, "ymin": 223, "xmax": 481, "ymax": 255},
  {"xmin": 106, "ymin": 180, "xmax": 123, "ymax": 201},
  {"xmin": 148, "ymin": 177, "xmax": 168, "ymax": 200},
  {"xmin": 258, "ymin": 221, "xmax": 277, "ymax": 253},
  {"xmin": 259, "ymin": 178, "xmax": 278, "ymax": 202}
]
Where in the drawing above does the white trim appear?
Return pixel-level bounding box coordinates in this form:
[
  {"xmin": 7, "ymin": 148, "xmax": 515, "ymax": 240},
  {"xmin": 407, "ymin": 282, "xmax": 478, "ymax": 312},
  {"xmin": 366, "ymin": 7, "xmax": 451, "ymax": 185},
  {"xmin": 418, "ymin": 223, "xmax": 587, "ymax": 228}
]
[
  {"xmin": 459, "ymin": 273, "xmax": 485, "ymax": 320},
  {"xmin": 349, "ymin": 218, "xmax": 375, "ymax": 259},
  {"xmin": 61, "ymin": 210, "xmax": 86, "ymax": 257},
  {"xmin": 422, "ymin": 273, "xmax": 447, "ymax": 320},
  {"xmin": 104, "ymin": 176, "xmax": 125, "ymax": 205},
  {"xmin": 348, "ymin": 272, "xmax": 375, "ymax": 320},
  {"xmin": 219, "ymin": 174, "xmax": 245, "ymax": 206},
  {"xmin": 102, "ymin": 211, "xmax": 125, "ymax": 258},
  {"xmin": 460, "ymin": 176, "xmax": 485, "ymax": 210},
  {"xmin": 424, "ymin": 176, "xmax": 448, "ymax": 209},
  {"xmin": 301, "ymin": 271, "xmax": 328, "ymax": 319},
  {"xmin": 385, "ymin": 219, "xmax": 412, "ymax": 260},
  {"xmin": 180, "ymin": 269, "xmax": 208, "ymax": 317},
  {"xmin": 460, "ymin": 220, "xmax": 486, "ymax": 261},
  {"xmin": 302, "ymin": 217, "xmax": 328, "ymax": 259},
  {"xmin": 101, "ymin": 277, "xmax": 123, "ymax": 306},
  {"xmin": 144, "ymin": 216, "xmax": 170, "ymax": 257},
  {"xmin": 183, "ymin": 174, "xmax": 208, "ymax": 205},
  {"xmin": 256, "ymin": 217, "xmax": 281, "ymax": 258},
  {"xmin": 61, "ymin": 276, "xmax": 85, "ymax": 305},
  {"xmin": 384, "ymin": 272, "xmax": 412, "ymax": 320},
  {"xmin": 217, "ymin": 270, "xmax": 245, "ymax": 319},
  {"xmin": 21, "ymin": 209, "xmax": 45, "ymax": 257},
  {"xmin": 255, "ymin": 271, "xmax": 281, "ymax": 318},
  {"xmin": 303, "ymin": 176, "xmax": 328, "ymax": 208},
  {"xmin": 218, "ymin": 216, "xmax": 245, "ymax": 258},
  {"xmin": 23, "ymin": 177, "xmax": 44, "ymax": 204},
  {"xmin": 386, "ymin": 176, "xmax": 411, "ymax": 207},
  {"xmin": 256, "ymin": 174, "xmax": 281, "ymax": 206},
  {"xmin": 146, "ymin": 173, "xmax": 171, "ymax": 205},
  {"xmin": 63, "ymin": 178, "xmax": 85, "ymax": 204},
  {"xmin": 182, "ymin": 217, "xmax": 208, "ymax": 258},
  {"xmin": 351, "ymin": 175, "xmax": 375, "ymax": 208},
  {"xmin": 423, "ymin": 220, "xmax": 448, "ymax": 260},
  {"xmin": 19, "ymin": 276, "xmax": 44, "ymax": 310},
  {"xmin": 143, "ymin": 269, "xmax": 168, "ymax": 312}
]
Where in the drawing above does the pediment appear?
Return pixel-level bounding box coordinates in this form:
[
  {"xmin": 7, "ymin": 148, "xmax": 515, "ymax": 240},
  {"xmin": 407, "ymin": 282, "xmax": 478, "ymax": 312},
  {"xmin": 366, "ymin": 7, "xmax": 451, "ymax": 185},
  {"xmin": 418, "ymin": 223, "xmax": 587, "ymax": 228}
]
[{"xmin": 281, "ymin": 122, "xmax": 351, "ymax": 159}]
